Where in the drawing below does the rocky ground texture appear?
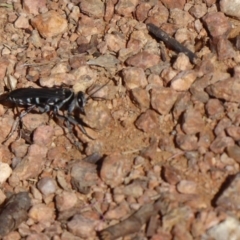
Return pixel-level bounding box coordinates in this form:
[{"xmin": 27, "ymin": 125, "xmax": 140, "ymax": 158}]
[{"xmin": 1, "ymin": 0, "xmax": 240, "ymax": 239}]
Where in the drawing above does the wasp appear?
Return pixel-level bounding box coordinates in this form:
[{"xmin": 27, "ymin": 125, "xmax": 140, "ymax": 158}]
[{"xmin": 1, "ymin": 87, "xmax": 93, "ymax": 144}]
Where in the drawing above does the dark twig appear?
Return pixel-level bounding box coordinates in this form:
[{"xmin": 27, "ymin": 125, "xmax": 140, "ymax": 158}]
[
  {"xmin": 99, "ymin": 194, "xmax": 173, "ymax": 240},
  {"xmin": 147, "ymin": 23, "xmax": 197, "ymax": 63},
  {"xmin": 99, "ymin": 202, "xmax": 156, "ymax": 240}
]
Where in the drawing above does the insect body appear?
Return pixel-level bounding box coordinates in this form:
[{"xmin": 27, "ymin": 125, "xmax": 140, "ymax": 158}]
[
  {"xmin": 3, "ymin": 87, "xmax": 91, "ymax": 143},
  {"xmin": 7, "ymin": 88, "xmax": 86, "ymax": 114}
]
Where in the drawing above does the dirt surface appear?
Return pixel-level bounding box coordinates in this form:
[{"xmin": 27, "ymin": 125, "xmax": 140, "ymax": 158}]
[{"xmin": 1, "ymin": 0, "xmax": 240, "ymax": 239}]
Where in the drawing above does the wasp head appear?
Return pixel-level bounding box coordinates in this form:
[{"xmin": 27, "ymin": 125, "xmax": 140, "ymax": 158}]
[{"xmin": 76, "ymin": 91, "xmax": 86, "ymax": 114}]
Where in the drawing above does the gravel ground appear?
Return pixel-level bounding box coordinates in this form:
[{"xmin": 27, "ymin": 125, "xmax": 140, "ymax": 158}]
[{"xmin": 1, "ymin": 0, "xmax": 240, "ymax": 239}]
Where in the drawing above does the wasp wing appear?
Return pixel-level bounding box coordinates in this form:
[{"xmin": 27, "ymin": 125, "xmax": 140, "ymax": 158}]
[
  {"xmin": 6, "ymin": 88, "xmax": 73, "ymax": 106},
  {"xmin": 8, "ymin": 88, "xmax": 70, "ymax": 98}
]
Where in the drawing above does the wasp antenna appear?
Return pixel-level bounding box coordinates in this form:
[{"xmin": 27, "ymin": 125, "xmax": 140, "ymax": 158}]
[{"xmin": 86, "ymin": 80, "xmax": 111, "ymax": 101}]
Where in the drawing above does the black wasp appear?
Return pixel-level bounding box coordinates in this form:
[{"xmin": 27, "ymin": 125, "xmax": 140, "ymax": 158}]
[{"xmin": 2, "ymin": 87, "xmax": 93, "ymax": 144}]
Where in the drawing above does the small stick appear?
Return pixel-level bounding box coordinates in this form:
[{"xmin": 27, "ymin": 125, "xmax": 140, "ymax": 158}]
[{"xmin": 147, "ymin": 23, "xmax": 197, "ymax": 63}]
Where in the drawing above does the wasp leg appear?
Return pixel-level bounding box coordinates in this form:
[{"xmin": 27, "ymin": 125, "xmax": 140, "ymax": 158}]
[
  {"xmin": 65, "ymin": 120, "xmax": 83, "ymax": 151},
  {"xmin": 19, "ymin": 105, "xmax": 36, "ymax": 119},
  {"xmin": 66, "ymin": 114, "xmax": 94, "ymax": 140},
  {"xmin": 54, "ymin": 113, "xmax": 83, "ymax": 150},
  {"xmin": 38, "ymin": 104, "xmax": 50, "ymax": 113},
  {"xmin": 51, "ymin": 108, "xmax": 81, "ymax": 145},
  {"xmin": 53, "ymin": 104, "xmax": 93, "ymax": 140},
  {"xmin": 2, "ymin": 105, "xmax": 36, "ymax": 144}
]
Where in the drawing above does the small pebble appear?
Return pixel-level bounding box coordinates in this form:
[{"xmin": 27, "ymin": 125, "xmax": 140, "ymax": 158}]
[
  {"xmin": 151, "ymin": 87, "xmax": 178, "ymax": 115},
  {"xmin": 0, "ymin": 163, "xmax": 12, "ymax": 184},
  {"xmin": 227, "ymin": 145, "xmax": 240, "ymax": 163},
  {"xmin": 28, "ymin": 204, "xmax": 55, "ymax": 222},
  {"xmin": 135, "ymin": 109, "xmax": 160, "ymax": 133},
  {"xmin": 182, "ymin": 108, "xmax": 205, "ymax": 135},
  {"xmin": 210, "ymin": 136, "xmax": 234, "ymax": 154},
  {"xmin": 67, "ymin": 214, "xmax": 97, "ymax": 238},
  {"xmin": 100, "ymin": 153, "xmax": 132, "ymax": 188},
  {"xmin": 171, "ymin": 70, "xmax": 197, "ymax": 91},
  {"xmin": 104, "ymin": 201, "xmax": 130, "ymax": 220},
  {"xmin": 14, "ymin": 15, "xmax": 29, "ymax": 29},
  {"xmin": 37, "ymin": 177, "xmax": 57, "ymax": 196},
  {"xmin": 55, "ymin": 191, "xmax": 78, "ymax": 212},
  {"xmin": 202, "ymin": 12, "xmax": 231, "ymax": 38},
  {"xmin": 161, "ymin": 0, "xmax": 185, "ymax": 9},
  {"xmin": 206, "ymin": 217, "xmax": 240, "ymax": 240},
  {"xmin": 220, "ymin": 0, "xmax": 240, "ymax": 19},
  {"xmin": 31, "ymin": 10, "xmax": 68, "ymax": 38},
  {"xmin": 205, "ymin": 99, "xmax": 224, "ymax": 120},
  {"xmin": 23, "ymin": 0, "xmax": 46, "ymax": 15},
  {"xmin": 176, "ymin": 134, "xmax": 198, "ymax": 151},
  {"xmin": 33, "ymin": 125, "xmax": 54, "ymax": 146},
  {"xmin": 80, "ymin": 0, "xmax": 104, "ymax": 18},
  {"xmin": 122, "ymin": 67, "xmax": 148, "ymax": 90},
  {"xmin": 177, "ymin": 180, "xmax": 197, "ymax": 194},
  {"xmin": 130, "ymin": 87, "xmax": 150, "ymax": 110},
  {"xmin": 173, "ymin": 53, "xmax": 192, "ymax": 71},
  {"xmin": 126, "ymin": 51, "xmax": 161, "ymax": 70},
  {"xmin": 115, "ymin": 0, "xmax": 139, "ymax": 16}
]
